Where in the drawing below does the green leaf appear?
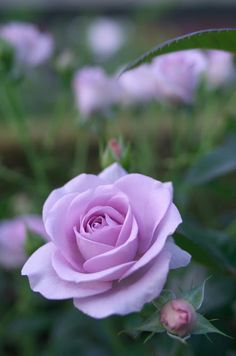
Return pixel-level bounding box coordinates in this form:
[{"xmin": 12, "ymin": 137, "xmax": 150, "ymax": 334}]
[
  {"xmin": 181, "ymin": 278, "xmax": 210, "ymax": 310},
  {"xmin": 177, "ymin": 221, "xmax": 236, "ymax": 277},
  {"xmin": 135, "ymin": 311, "xmax": 165, "ymax": 334},
  {"xmin": 184, "ymin": 136, "xmax": 236, "ymax": 187},
  {"xmin": 122, "ymin": 28, "xmax": 236, "ymax": 73},
  {"xmin": 192, "ymin": 313, "xmax": 229, "ymax": 337}
]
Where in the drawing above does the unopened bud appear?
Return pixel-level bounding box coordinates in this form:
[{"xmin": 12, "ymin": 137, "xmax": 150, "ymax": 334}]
[
  {"xmin": 55, "ymin": 50, "xmax": 76, "ymax": 86},
  {"xmin": 160, "ymin": 299, "xmax": 196, "ymax": 337},
  {"xmin": 108, "ymin": 138, "xmax": 122, "ymax": 159},
  {"xmin": 101, "ymin": 137, "xmax": 131, "ymax": 170}
]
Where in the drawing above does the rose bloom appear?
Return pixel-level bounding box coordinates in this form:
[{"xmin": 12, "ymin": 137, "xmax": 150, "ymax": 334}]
[
  {"xmin": 0, "ymin": 215, "xmax": 47, "ymax": 269},
  {"xmin": 87, "ymin": 18, "xmax": 125, "ymax": 58},
  {"xmin": 22, "ymin": 163, "xmax": 191, "ymax": 318},
  {"xmin": 205, "ymin": 50, "xmax": 235, "ymax": 88},
  {"xmin": 73, "ymin": 67, "xmax": 120, "ymax": 118},
  {"xmin": 152, "ymin": 50, "xmax": 208, "ymax": 104},
  {"xmin": 0, "ymin": 22, "xmax": 54, "ymax": 67},
  {"xmin": 119, "ymin": 64, "xmax": 158, "ymax": 105}
]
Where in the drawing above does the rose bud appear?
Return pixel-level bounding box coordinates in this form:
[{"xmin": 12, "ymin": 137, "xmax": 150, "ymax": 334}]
[
  {"xmin": 108, "ymin": 138, "xmax": 122, "ymax": 160},
  {"xmin": 160, "ymin": 299, "xmax": 196, "ymax": 337},
  {"xmin": 101, "ymin": 138, "xmax": 131, "ymax": 170},
  {"xmin": 55, "ymin": 50, "xmax": 76, "ymax": 86}
]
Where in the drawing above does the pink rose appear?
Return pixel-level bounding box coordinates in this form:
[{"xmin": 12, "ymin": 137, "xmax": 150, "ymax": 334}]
[
  {"xmin": 0, "ymin": 22, "xmax": 54, "ymax": 67},
  {"xmin": 22, "ymin": 163, "xmax": 190, "ymax": 318},
  {"xmin": 152, "ymin": 50, "xmax": 207, "ymax": 104},
  {"xmin": 87, "ymin": 18, "xmax": 125, "ymax": 58},
  {"xmin": 73, "ymin": 67, "xmax": 120, "ymax": 118},
  {"xmin": 206, "ymin": 50, "xmax": 235, "ymax": 88},
  {"xmin": 0, "ymin": 215, "xmax": 47, "ymax": 269},
  {"xmin": 119, "ymin": 64, "xmax": 158, "ymax": 104}
]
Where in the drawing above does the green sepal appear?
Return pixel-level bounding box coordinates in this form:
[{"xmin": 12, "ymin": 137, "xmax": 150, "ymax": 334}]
[
  {"xmin": 180, "ymin": 277, "xmax": 210, "ymax": 310},
  {"xmin": 192, "ymin": 313, "xmax": 231, "ymax": 338}
]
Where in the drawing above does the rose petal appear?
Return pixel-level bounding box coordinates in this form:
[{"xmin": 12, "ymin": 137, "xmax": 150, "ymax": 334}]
[
  {"xmin": 98, "ymin": 163, "xmax": 127, "ymax": 183},
  {"xmin": 43, "ymin": 174, "xmax": 103, "ymax": 221},
  {"xmin": 21, "ymin": 243, "xmax": 112, "ymax": 299},
  {"xmin": 52, "ymin": 249, "xmax": 135, "ymax": 282},
  {"xmin": 75, "ymin": 228, "xmax": 114, "ymax": 260},
  {"xmin": 80, "ymin": 225, "xmax": 121, "ymax": 247},
  {"xmin": 44, "ymin": 193, "xmax": 84, "ymax": 269},
  {"xmin": 73, "ymin": 249, "xmax": 171, "ymax": 318},
  {"xmin": 115, "ymin": 174, "xmax": 173, "ymax": 254},
  {"xmin": 116, "ymin": 205, "xmax": 133, "ymax": 246},
  {"xmin": 120, "ymin": 203, "xmax": 182, "ymax": 279},
  {"xmin": 164, "ymin": 238, "xmax": 191, "ymax": 269},
  {"xmin": 83, "ymin": 216, "xmax": 138, "ymax": 272}
]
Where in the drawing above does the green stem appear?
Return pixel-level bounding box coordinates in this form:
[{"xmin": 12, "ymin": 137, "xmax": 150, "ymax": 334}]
[{"xmin": 1, "ymin": 78, "xmax": 49, "ymax": 195}]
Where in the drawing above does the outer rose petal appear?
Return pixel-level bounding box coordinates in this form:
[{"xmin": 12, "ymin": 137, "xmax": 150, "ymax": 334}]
[
  {"xmin": 115, "ymin": 174, "xmax": 173, "ymax": 253},
  {"xmin": 52, "ymin": 249, "xmax": 135, "ymax": 282},
  {"xmin": 43, "ymin": 174, "xmax": 103, "ymax": 221},
  {"xmin": 73, "ymin": 250, "xmax": 171, "ymax": 318},
  {"xmin": 98, "ymin": 163, "xmax": 127, "ymax": 183},
  {"xmin": 21, "ymin": 243, "xmax": 112, "ymax": 299},
  {"xmin": 164, "ymin": 238, "xmax": 191, "ymax": 269},
  {"xmin": 120, "ymin": 203, "xmax": 182, "ymax": 279}
]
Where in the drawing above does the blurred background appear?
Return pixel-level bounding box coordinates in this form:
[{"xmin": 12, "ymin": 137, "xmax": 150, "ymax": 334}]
[{"xmin": 0, "ymin": 1, "xmax": 236, "ymax": 355}]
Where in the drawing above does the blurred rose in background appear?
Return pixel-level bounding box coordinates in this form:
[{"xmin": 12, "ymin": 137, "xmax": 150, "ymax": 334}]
[
  {"xmin": 0, "ymin": 22, "xmax": 54, "ymax": 67},
  {"xmin": 0, "ymin": 215, "xmax": 47, "ymax": 269},
  {"xmin": 87, "ymin": 17, "xmax": 125, "ymax": 59}
]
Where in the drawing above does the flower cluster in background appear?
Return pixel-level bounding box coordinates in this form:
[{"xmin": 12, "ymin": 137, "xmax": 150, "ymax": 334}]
[{"xmin": 73, "ymin": 48, "xmax": 235, "ymax": 119}]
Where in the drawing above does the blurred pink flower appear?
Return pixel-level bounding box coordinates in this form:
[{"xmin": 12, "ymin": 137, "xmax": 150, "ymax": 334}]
[
  {"xmin": 152, "ymin": 50, "xmax": 208, "ymax": 104},
  {"xmin": 206, "ymin": 50, "xmax": 235, "ymax": 88},
  {"xmin": 0, "ymin": 215, "xmax": 47, "ymax": 269},
  {"xmin": 119, "ymin": 64, "xmax": 158, "ymax": 104},
  {"xmin": 22, "ymin": 163, "xmax": 190, "ymax": 318},
  {"xmin": 87, "ymin": 18, "xmax": 125, "ymax": 58},
  {"xmin": 0, "ymin": 22, "xmax": 54, "ymax": 67},
  {"xmin": 73, "ymin": 67, "xmax": 121, "ymax": 118}
]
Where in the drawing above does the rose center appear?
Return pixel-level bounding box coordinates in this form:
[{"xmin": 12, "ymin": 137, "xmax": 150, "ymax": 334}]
[{"xmin": 88, "ymin": 215, "xmax": 106, "ymax": 231}]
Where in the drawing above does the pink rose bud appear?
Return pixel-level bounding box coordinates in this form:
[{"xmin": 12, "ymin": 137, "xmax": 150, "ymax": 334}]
[
  {"xmin": 101, "ymin": 139, "xmax": 130, "ymax": 170},
  {"xmin": 108, "ymin": 138, "xmax": 122, "ymax": 160},
  {"xmin": 160, "ymin": 299, "xmax": 196, "ymax": 337}
]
